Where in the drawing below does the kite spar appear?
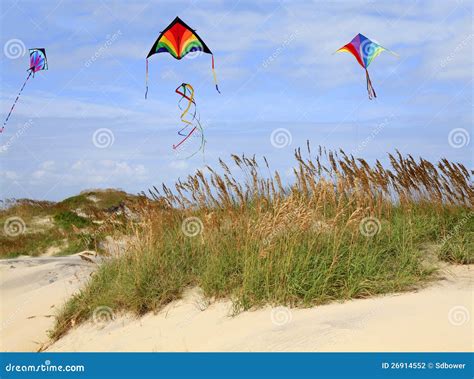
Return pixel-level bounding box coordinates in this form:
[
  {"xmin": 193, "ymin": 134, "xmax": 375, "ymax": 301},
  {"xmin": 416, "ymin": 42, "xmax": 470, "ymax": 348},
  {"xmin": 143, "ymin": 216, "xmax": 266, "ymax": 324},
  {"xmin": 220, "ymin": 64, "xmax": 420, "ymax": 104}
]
[
  {"xmin": 1, "ymin": 48, "xmax": 48, "ymax": 133},
  {"xmin": 335, "ymin": 34, "xmax": 397, "ymax": 99}
]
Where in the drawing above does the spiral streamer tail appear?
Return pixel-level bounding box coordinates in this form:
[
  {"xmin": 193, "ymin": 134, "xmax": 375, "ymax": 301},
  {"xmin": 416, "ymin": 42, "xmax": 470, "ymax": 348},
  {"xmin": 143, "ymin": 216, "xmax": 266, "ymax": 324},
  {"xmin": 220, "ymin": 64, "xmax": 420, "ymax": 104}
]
[
  {"xmin": 365, "ymin": 69, "xmax": 376, "ymax": 100},
  {"xmin": 1, "ymin": 70, "xmax": 33, "ymax": 133},
  {"xmin": 173, "ymin": 83, "xmax": 206, "ymax": 158}
]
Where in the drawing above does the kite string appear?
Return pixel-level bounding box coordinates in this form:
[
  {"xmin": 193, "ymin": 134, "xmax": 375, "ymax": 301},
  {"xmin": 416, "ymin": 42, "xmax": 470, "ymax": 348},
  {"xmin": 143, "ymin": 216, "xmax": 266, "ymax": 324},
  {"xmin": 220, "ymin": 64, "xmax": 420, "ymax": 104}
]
[
  {"xmin": 365, "ymin": 68, "xmax": 376, "ymax": 100},
  {"xmin": 1, "ymin": 70, "xmax": 33, "ymax": 133}
]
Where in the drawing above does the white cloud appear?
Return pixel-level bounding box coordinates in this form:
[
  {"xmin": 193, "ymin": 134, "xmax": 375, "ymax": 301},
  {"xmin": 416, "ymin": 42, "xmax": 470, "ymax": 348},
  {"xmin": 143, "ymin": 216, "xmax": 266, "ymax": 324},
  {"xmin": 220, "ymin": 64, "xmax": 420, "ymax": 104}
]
[
  {"xmin": 1, "ymin": 170, "xmax": 20, "ymax": 181},
  {"xmin": 27, "ymin": 159, "xmax": 149, "ymax": 187},
  {"xmin": 40, "ymin": 160, "xmax": 55, "ymax": 170},
  {"xmin": 169, "ymin": 160, "xmax": 189, "ymax": 170}
]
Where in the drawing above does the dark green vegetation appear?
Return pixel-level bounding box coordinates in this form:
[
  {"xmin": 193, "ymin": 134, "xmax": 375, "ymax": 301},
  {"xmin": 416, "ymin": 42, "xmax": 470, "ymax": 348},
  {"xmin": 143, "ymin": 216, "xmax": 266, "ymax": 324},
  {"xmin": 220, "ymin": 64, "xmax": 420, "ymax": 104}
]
[
  {"xmin": 49, "ymin": 147, "xmax": 473, "ymax": 340},
  {"xmin": 0, "ymin": 189, "xmax": 136, "ymax": 258}
]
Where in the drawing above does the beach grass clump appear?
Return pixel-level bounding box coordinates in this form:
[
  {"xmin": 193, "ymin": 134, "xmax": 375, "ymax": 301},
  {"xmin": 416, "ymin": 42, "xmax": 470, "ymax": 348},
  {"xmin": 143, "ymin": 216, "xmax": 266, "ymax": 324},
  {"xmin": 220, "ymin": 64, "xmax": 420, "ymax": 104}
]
[
  {"xmin": 53, "ymin": 211, "xmax": 92, "ymax": 230},
  {"xmin": 50, "ymin": 145, "xmax": 473, "ymax": 340},
  {"xmin": 0, "ymin": 189, "xmax": 135, "ymax": 258}
]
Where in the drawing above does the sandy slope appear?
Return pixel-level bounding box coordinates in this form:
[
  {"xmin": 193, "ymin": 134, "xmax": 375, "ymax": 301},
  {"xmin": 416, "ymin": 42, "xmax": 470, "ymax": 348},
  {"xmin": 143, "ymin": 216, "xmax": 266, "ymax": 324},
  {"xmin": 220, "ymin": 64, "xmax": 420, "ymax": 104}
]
[
  {"xmin": 0, "ymin": 255, "xmax": 95, "ymax": 352},
  {"xmin": 45, "ymin": 265, "xmax": 473, "ymax": 352}
]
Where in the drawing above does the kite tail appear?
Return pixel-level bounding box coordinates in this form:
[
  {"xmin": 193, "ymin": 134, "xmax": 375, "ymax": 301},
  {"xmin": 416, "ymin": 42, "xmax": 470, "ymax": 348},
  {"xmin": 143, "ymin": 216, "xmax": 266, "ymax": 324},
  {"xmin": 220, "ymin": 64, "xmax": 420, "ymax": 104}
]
[
  {"xmin": 211, "ymin": 55, "xmax": 221, "ymax": 94},
  {"xmin": 365, "ymin": 68, "xmax": 376, "ymax": 100},
  {"xmin": 173, "ymin": 83, "xmax": 206, "ymax": 158},
  {"xmin": 145, "ymin": 59, "xmax": 149, "ymax": 99},
  {"xmin": 173, "ymin": 83, "xmax": 197, "ymax": 150},
  {"xmin": 1, "ymin": 70, "xmax": 33, "ymax": 133}
]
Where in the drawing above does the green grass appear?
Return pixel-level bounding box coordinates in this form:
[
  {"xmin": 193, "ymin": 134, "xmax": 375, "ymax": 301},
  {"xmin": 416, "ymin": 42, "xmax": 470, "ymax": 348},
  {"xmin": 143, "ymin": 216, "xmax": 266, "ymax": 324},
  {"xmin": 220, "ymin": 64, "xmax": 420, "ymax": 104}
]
[
  {"xmin": 53, "ymin": 211, "xmax": 92, "ymax": 230},
  {"xmin": 59, "ymin": 189, "xmax": 133, "ymax": 210},
  {"xmin": 0, "ymin": 189, "xmax": 136, "ymax": 258},
  {"xmin": 5, "ymin": 149, "xmax": 470, "ymax": 341},
  {"xmin": 50, "ymin": 203, "xmax": 470, "ymax": 341}
]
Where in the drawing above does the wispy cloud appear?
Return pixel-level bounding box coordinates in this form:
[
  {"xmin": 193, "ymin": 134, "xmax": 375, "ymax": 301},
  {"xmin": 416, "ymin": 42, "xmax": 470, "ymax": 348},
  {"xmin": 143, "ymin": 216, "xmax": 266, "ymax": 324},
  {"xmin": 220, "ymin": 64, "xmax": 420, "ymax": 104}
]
[{"xmin": 1, "ymin": 0, "xmax": 471, "ymax": 200}]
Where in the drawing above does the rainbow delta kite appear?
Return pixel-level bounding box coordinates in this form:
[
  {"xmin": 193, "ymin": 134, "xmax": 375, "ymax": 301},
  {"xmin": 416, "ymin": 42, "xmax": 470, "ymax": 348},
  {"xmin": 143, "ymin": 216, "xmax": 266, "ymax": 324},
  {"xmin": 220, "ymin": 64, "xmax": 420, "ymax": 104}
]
[
  {"xmin": 145, "ymin": 16, "xmax": 220, "ymax": 98},
  {"xmin": 2, "ymin": 48, "xmax": 48, "ymax": 132},
  {"xmin": 336, "ymin": 34, "xmax": 397, "ymax": 99}
]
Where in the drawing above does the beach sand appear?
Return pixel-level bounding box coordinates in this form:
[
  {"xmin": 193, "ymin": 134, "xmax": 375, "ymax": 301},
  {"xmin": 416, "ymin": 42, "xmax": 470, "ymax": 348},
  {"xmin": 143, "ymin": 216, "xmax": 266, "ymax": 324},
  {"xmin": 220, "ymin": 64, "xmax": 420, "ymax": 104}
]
[
  {"xmin": 0, "ymin": 255, "xmax": 95, "ymax": 352},
  {"xmin": 1, "ymin": 255, "xmax": 472, "ymax": 352},
  {"xmin": 46, "ymin": 265, "xmax": 472, "ymax": 352}
]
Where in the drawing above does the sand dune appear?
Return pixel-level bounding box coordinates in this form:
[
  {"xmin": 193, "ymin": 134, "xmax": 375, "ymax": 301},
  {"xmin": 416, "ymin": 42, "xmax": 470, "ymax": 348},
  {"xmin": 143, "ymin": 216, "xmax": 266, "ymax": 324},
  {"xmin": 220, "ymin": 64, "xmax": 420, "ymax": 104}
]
[
  {"xmin": 48, "ymin": 265, "xmax": 473, "ymax": 352},
  {"xmin": 0, "ymin": 255, "xmax": 95, "ymax": 352},
  {"xmin": 1, "ymin": 255, "xmax": 472, "ymax": 352}
]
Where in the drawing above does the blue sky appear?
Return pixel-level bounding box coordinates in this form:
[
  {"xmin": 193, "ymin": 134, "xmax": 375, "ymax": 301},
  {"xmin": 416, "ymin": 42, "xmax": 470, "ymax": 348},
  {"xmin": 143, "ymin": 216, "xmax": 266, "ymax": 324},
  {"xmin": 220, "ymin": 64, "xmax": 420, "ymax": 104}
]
[{"xmin": 0, "ymin": 0, "xmax": 472, "ymax": 201}]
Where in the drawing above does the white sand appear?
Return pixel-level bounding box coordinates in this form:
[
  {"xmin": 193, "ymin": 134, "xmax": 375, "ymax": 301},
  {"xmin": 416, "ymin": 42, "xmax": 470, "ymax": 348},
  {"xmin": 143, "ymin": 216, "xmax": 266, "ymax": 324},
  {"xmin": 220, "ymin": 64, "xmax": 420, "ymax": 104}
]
[
  {"xmin": 45, "ymin": 265, "xmax": 473, "ymax": 352},
  {"xmin": 0, "ymin": 255, "xmax": 95, "ymax": 352},
  {"xmin": 1, "ymin": 254, "xmax": 471, "ymax": 352}
]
